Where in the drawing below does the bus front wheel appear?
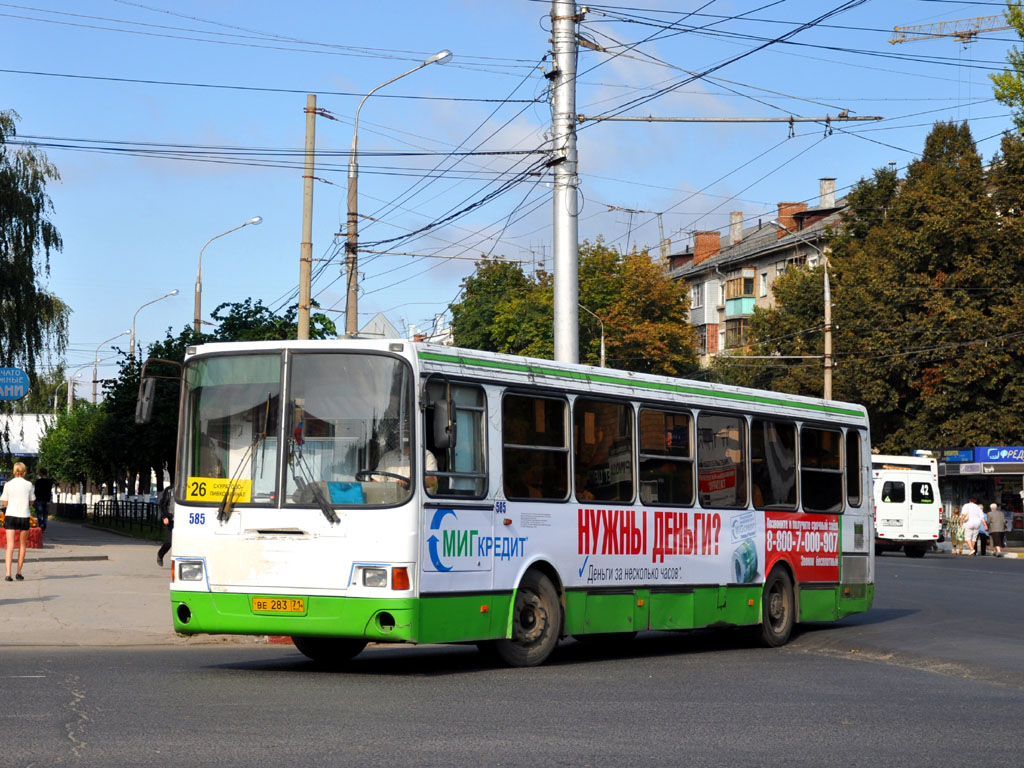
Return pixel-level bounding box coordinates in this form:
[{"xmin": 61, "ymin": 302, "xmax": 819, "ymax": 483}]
[
  {"xmin": 292, "ymin": 636, "xmax": 367, "ymax": 665},
  {"xmin": 492, "ymin": 570, "xmax": 561, "ymax": 667},
  {"xmin": 758, "ymin": 568, "xmax": 794, "ymax": 647}
]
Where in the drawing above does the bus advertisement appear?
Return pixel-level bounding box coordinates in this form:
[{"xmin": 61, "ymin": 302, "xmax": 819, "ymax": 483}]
[{"xmin": 152, "ymin": 340, "xmax": 874, "ymax": 667}]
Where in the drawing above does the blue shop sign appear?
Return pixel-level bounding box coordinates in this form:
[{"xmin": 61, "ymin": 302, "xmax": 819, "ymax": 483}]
[
  {"xmin": 975, "ymin": 446, "xmax": 1024, "ymax": 463},
  {"xmin": 943, "ymin": 449, "xmax": 975, "ymax": 463},
  {"xmin": 0, "ymin": 367, "xmax": 29, "ymax": 401}
]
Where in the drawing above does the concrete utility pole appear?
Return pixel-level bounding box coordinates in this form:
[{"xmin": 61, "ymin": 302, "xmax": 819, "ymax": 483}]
[
  {"xmin": 298, "ymin": 94, "xmax": 316, "ymax": 340},
  {"xmin": 551, "ymin": 0, "xmax": 580, "ymax": 364}
]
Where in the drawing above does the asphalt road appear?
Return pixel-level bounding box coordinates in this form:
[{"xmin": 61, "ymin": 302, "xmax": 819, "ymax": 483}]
[{"xmin": 1, "ymin": 551, "xmax": 1022, "ymax": 768}]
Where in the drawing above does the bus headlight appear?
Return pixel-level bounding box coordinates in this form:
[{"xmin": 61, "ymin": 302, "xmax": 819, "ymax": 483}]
[
  {"xmin": 179, "ymin": 561, "xmax": 205, "ymax": 582},
  {"xmin": 362, "ymin": 567, "xmax": 388, "ymax": 588}
]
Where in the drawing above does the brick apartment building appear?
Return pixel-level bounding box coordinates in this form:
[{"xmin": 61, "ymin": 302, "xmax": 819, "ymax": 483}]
[{"xmin": 667, "ymin": 178, "xmax": 844, "ymax": 366}]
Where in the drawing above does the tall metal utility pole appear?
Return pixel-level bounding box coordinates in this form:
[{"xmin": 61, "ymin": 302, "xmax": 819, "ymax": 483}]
[
  {"xmin": 551, "ymin": 0, "xmax": 580, "ymax": 364},
  {"xmin": 298, "ymin": 94, "xmax": 316, "ymax": 340}
]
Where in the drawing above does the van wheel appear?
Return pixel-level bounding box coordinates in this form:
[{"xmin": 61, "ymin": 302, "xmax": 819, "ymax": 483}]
[
  {"xmin": 758, "ymin": 568, "xmax": 794, "ymax": 647},
  {"xmin": 493, "ymin": 570, "xmax": 561, "ymax": 667},
  {"xmin": 292, "ymin": 636, "xmax": 367, "ymax": 664}
]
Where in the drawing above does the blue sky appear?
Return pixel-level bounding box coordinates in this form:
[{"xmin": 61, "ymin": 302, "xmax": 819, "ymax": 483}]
[{"xmin": 2, "ymin": 0, "xmax": 1019, "ymax": 387}]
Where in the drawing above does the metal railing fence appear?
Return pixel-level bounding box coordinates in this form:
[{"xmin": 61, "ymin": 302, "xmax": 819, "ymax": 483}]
[{"xmin": 91, "ymin": 499, "xmax": 160, "ymax": 533}]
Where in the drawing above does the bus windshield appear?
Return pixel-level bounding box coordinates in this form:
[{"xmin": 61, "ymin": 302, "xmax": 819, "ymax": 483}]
[
  {"xmin": 181, "ymin": 353, "xmax": 282, "ymax": 505},
  {"xmin": 180, "ymin": 351, "xmax": 414, "ymax": 508},
  {"xmin": 284, "ymin": 352, "xmax": 413, "ymax": 507}
]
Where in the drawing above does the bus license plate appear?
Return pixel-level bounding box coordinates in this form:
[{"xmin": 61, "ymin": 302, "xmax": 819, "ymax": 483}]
[
  {"xmin": 881, "ymin": 519, "xmax": 903, "ymax": 527},
  {"xmin": 252, "ymin": 597, "xmax": 306, "ymax": 613}
]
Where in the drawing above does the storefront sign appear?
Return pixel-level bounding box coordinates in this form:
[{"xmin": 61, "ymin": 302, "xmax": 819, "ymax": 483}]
[
  {"xmin": 0, "ymin": 368, "xmax": 29, "ymax": 401},
  {"xmin": 942, "ymin": 449, "xmax": 974, "ymax": 463},
  {"xmin": 975, "ymin": 447, "xmax": 1024, "ymax": 463}
]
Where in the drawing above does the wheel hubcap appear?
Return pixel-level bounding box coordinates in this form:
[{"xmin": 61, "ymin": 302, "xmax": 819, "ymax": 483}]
[
  {"xmin": 515, "ymin": 590, "xmax": 547, "ymax": 643},
  {"xmin": 768, "ymin": 588, "xmax": 785, "ymax": 629}
]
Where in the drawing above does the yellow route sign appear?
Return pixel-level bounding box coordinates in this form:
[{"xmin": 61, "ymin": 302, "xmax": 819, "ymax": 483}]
[{"xmin": 185, "ymin": 477, "xmax": 252, "ymax": 504}]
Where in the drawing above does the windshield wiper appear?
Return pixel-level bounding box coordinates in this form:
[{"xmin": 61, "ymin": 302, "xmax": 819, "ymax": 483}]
[
  {"xmin": 218, "ymin": 394, "xmax": 272, "ymax": 523},
  {"xmin": 287, "ymin": 436, "xmax": 340, "ymax": 525}
]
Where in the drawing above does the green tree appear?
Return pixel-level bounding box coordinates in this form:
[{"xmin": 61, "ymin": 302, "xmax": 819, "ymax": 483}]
[
  {"xmin": 451, "ymin": 242, "xmax": 697, "ymax": 375},
  {"xmin": 1, "ymin": 109, "xmax": 69, "ymax": 453},
  {"xmin": 991, "ymin": 2, "xmax": 1024, "ymax": 131},
  {"xmin": 712, "ymin": 264, "xmax": 829, "ymax": 395},
  {"xmin": 208, "ymin": 298, "xmax": 336, "ymax": 342},
  {"xmin": 37, "ymin": 402, "xmax": 109, "ymax": 486},
  {"xmin": 730, "ymin": 121, "xmax": 1020, "ymax": 452},
  {"xmin": 450, "ymin": 258, "xmax": 533, "ymax": 351}
]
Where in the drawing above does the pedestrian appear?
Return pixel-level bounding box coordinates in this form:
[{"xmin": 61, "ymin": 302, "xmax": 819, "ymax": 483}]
[
  {"xmin": 947, "ymin": 505, "xmax": 964, "ymax": 555},
  {"xmin": 0, "ymin": 462, "xmax": 35, "ymax": 581},
  {"xmin": 979, "ymin": 506, "xmax": 990, "ymax": 556},
  {"xmin": 156, "ymin": 485, "xmax": 173, "ymax": 567},
  {"xmin": 32, "ymin": 467, "xmax": 54, "ymax": 532},
  {"xmin": 960, "ymin": 497, "xmax": 985, "ymax": 556},
  {"xmin": 988, "ymin": 502, "xmax": 1007, "ymax": 558}
]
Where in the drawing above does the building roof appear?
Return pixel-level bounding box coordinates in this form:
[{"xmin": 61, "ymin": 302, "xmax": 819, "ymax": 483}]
[{"xmin": 668, "ymin": 199, "xmax": 846, "ymax": 280}]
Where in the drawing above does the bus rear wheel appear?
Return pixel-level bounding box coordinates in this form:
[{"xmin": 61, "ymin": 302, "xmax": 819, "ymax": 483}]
[
  {"xmin": 292, "ymin": 636, "xmax": 367, "ymax": 664},
  {"xmin": 758, "ymin": 568, "xmax": 794, "ymax": 647},
  {"xmin": 492, "ymin": 570, "xmax": 561, "ymax": 667}
]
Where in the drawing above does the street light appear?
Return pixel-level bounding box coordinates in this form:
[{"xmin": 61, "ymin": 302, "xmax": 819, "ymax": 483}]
[
  {"xmin": 68, "ymin": 362, "xmax": 94, "ymax": 412},
  {"xmin": 131, "ymin": 289, "xmax": 179, "ymax": 360},
  {"xmin": 194, "ymin": 217, "xmax": 262, "ymax": 335},
  {"xmin": 578, "ymin": 303, "xmax": 606, "ymax": 368},
  {"xmin": 771, "ymin": 219, "xmax": 832, "ymax": 400},
  {"xmin": 53, "ymin": 375, "xmax": 79, "ymax": 414},
  {"xmin": 93, "ymin": 330, "xmax": 129, "ymax": 404},
  {"xmin": 345, "ymin": 49, "xmax": 453, "ymax": 337}
]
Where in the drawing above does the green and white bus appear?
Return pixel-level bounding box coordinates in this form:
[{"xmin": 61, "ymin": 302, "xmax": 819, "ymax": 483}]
[{"xmin": 164, "ymin": 339, "xmax": 874, "ymax": 666}]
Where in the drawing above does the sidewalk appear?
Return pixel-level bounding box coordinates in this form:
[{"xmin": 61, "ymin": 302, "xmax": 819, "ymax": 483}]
[
  {"xmin": 0, "ymin": 518, "xmax": 256, "ymax": 647},
  {"xmin": 933, "ymin": 540, "xmax": 1024, "ymax": 557}
]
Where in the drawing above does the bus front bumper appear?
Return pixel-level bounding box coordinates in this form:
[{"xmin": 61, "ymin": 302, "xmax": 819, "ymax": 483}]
[{"xmin": 171, "ymin": 591, "xmax": 417, "ymax": 642}]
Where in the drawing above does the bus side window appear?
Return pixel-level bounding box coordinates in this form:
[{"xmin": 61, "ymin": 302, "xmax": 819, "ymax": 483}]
[
  {"xmin": 502, "ymin": 394, "xmax": 569, "ymax": 502},
  {"xmin": 424, "ymin": 382, "xmax": 487, "ymax": 498},
  {"xmin": 750, "ymin": 418, "xmax": 796, "ymax": 509},
  {"xmin": 638, "ymin": 407, "xmax": 693, "ymax": 506},
  {"xmin": 846, "ymin": 429, "xmax": 863, "ymax": 507},
  {"xmin": 801, "ymin": 427, "xmax": 843, "ymax": 513},
  {"xmin": 573, "ymin": 398, "xmax": 634, "ymax": 503},
  {"xmin": 696, "ymin": 413, "xmax": 747, "ymax": 509}
]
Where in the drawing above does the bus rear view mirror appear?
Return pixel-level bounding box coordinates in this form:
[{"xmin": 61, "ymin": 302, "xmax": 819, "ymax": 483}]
[
  {"xmin": 134, "ymin": 357, "xmax": 183, "ymax": 425},
  {"xmin": 433, "ymin": 398, "xmax": 456, "ymax": 450},
  {"xmin": 135, "ymin": 377, "xmax": 156, "ymax": 424}
]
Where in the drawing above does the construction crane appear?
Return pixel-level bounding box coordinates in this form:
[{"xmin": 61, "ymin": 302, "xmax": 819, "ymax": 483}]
[{"xmin": 890, "ymin": 14, "xmax": 1010, "ymax": 45}]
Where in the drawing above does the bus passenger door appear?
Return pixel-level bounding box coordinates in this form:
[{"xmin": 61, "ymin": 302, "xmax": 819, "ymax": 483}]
[{"xmin": 419, "ymin": 378, "xmax": 494, "ymax": 599}]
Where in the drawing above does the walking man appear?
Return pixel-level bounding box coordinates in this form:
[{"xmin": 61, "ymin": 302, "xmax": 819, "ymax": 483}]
[
  {"xmin": 33, "ymin": 468, "xmax": 54, "ymax": 532},
  {"xmin": 156, "ymin": 486, "xmax": 173, "ymax": 567}
]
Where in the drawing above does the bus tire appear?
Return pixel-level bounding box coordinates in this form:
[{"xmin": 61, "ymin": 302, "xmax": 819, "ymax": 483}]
[
  {"xmin": 493, "ymin": 570, "xmax": 561, "ymax": 667},
  {"xmin": 292, "ymin": 636, "xmax": 367, "ymax": 664},
  {"xmin": 758, "ymin": 568, "xmax": 794, "ymax": 647},
  {"xmin": 904, "ymin": 546, "xmax": 927, "ymax": 558}
]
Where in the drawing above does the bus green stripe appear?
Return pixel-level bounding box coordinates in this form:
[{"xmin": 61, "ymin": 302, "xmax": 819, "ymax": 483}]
[{"xmin": 417, "ymin": 350, "xmax": 865, "ymax": 418}]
